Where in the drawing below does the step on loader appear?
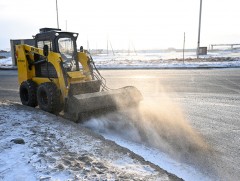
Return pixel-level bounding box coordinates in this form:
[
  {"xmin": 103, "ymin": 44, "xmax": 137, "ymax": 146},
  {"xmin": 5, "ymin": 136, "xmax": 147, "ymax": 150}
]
[{"xmin": 16, "ymin": 28, "xmax": 142, "ymax": 121}]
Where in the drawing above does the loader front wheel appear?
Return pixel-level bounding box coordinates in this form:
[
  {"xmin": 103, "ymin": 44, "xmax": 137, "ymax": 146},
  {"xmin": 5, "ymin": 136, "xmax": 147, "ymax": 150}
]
[
  {"xmin": 20, "ymin": 80, "xmax": 38, "ymax": 107},
  {"xmin": 37, "ymin": 82, "xmax": 62, "ymax": 113}
]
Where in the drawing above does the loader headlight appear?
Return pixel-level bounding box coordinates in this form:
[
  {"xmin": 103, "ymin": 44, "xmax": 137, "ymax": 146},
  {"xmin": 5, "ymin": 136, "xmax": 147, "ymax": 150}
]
[{"xmin": 55, "ymin": 33, "xmax": 59, "ymax": 36}]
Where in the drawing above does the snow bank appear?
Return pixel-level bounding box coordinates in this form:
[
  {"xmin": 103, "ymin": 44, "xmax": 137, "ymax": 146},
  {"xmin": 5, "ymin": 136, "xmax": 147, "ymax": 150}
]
[
  {"xmin": 0, "ymin": 101, "xmax": 180, "ymax": 180},
  {"xmin": 91, "ymin": 51, "xmax": 240, "ymax": 69},
  {"xmin": 1, "ymin": 51, "xmax": 240, "ymax": 69},
  {"xmin": 0, "ymin": 57, "xmax": 14, "ymax": 69},
  {"xmin": 0, "ymin": 52, "xmax": 13, "ymax": 69},
  {"xmin": 0, "ymin": 57, "xmax": 12, "ymax": 65}
]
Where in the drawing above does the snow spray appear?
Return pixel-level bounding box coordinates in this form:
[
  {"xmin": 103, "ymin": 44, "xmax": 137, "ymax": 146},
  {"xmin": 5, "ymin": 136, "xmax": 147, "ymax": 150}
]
[{"xmin": 83, "ymin": 88, "xmax": 219, "ymax": 179}]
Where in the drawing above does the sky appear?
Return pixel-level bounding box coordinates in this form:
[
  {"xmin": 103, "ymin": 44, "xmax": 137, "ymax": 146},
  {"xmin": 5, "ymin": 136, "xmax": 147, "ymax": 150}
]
[{"xmin": 0, "ymin": 0, "xmax": 240, "ymax": 50}]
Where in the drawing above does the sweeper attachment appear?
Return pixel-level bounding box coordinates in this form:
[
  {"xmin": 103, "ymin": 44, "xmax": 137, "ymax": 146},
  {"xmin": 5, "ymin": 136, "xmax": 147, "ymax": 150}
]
[{"xmin": 16, "ymin": 28, "xmax": 142, "ymax": 121}]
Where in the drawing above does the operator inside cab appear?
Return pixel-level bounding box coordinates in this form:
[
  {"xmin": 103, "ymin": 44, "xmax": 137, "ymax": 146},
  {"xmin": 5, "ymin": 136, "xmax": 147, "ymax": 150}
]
[{"xmin": 58, "ymin": 36, "xmax": 77, "ymax": 71}]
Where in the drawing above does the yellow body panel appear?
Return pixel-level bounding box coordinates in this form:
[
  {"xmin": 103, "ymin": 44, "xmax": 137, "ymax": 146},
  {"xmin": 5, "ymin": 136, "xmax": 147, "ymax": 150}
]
[
  {"xmin": 78, "ymin": 52, "xmax": 92, "ymax": 80},
  {"xmin": 16, "ymin": 45, "xmax": 36, "ymax": 84},
  {"xmin": 67, "ymin": 71, "xmax": 86, "ymax": 83}
]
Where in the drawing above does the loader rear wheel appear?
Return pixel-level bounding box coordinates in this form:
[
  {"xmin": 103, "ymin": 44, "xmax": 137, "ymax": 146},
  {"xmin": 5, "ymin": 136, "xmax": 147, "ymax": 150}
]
[
  {"xmin": 37, "ymin": 82, "xmax": 62, "ymax": 113},
  {"xmin": 20, "ymin": 80, "xmax": 38, "ymax": 107}
]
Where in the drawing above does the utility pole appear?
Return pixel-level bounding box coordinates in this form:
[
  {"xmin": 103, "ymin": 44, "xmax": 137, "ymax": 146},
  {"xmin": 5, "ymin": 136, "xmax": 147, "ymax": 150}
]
[
  {"xmin": 197, "ymin": 0, "xmax": 202, "ymax": 59},
  {"xmin": 87, "ymin": 40, "xmax": 89, "ymax": 52},
  {"xmin": 183, "ymin": 32, "xmax": 185, "ymax": 63},
  {"xmin": 107, "ymin": 35, "xmax": 109, "ymax": 55},
  {"xmin": 56, "ymin": 0, "xmax": 59, "ymax": 29},
  {"xmin": 109, "ymin": 41, "xmax": 115, "ymax": 56},
  {"xmin": 107, "ymin": 39, "xmax": 109, "ymax": 55},
  {"xmin": 65, "ymin": 20, "xmax": 67, "ymax": 31}
]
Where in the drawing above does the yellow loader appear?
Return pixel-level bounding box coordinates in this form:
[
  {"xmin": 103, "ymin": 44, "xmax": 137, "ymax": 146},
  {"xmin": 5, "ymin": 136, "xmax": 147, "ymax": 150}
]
[{"xmin": 16, "ymin": 28, "xmax": 142, "ymax": 121}]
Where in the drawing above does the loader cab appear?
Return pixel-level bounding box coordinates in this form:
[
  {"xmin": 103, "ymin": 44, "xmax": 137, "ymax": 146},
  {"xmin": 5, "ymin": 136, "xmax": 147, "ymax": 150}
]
[{"xmin": 35, "ymin": 28, "xmax": 79, "ymax": 72}]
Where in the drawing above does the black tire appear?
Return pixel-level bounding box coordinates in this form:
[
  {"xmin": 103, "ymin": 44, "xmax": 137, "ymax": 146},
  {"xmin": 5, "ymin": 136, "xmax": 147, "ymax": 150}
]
[
  {"xmin": 19, "ymin": 80, "xmax": 38, "ymax": 107},
  {"xmin": 37, "ymin": 82, "xmax": 62, "ymax": 113}
]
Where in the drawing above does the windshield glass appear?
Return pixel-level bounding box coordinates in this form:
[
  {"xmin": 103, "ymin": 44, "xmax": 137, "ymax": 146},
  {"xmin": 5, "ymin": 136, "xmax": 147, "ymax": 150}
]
[
  {"xmin": 58, "ymin": 37, "xmax": 74, "ymax": 59},
  {"xmin": 58, "ymin": 37, "xmax": 77, "ymax": 71}
]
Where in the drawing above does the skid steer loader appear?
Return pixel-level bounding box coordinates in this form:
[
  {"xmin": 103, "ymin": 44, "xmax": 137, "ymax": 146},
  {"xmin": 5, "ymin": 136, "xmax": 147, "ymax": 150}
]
[{"xmin": 16, "ymin": 28, "xmax": 142, "ymax": 121}]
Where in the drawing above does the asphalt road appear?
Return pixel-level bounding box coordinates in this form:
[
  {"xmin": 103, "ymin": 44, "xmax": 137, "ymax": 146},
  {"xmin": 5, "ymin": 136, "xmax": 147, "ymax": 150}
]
[
  {"xmin": 101, "ymin": 69, "xmax": 240, "ymax": 180},
  {"xmin": 0, "ymin": 68, "xmax": 240, "ymax": 180},
  {"xmin": 0, "ymin": 70, "xmax": 19, "ymax": 102}
]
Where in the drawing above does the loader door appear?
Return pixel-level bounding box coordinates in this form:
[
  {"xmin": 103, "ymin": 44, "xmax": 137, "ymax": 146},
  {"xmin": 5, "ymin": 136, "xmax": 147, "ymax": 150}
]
[
  {"xmin": 58, "ymin": 37, "xmax": 77, "ymax": 71},
  {"xmin": 35, "ymin": 40, "xmax": 57, "ymax": 78}
]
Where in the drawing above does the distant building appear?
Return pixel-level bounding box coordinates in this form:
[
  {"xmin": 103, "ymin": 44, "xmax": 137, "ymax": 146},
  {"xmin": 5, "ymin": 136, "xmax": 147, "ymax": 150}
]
[{"xmin": 198, "ymin": 47, "xmax": 207, "ymax": 55}]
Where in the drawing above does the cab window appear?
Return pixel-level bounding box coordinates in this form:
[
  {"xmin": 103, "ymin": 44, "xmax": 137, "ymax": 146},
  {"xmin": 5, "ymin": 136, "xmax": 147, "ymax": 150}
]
[
  {"xmin": 58, "ymin": 37, "xmax": 77, "ymax": 71},
  {"xmin": 58, "ymin": 37, "xmax": 74, "ymax": 60},
  {"xmin": 37, "ymin": 40, "xmax": 52, "ymax": 51}
]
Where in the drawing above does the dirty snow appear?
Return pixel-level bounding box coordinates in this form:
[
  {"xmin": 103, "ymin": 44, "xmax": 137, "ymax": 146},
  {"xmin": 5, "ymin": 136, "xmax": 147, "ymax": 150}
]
[{"xmin": 0, "ymin": 101, "xmax": 179, "ymax": 180}]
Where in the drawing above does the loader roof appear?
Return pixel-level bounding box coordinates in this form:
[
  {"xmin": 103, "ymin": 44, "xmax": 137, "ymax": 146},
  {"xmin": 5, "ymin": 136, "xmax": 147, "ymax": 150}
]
[
  {"xmin": 35, "ymin": 28, "xmax": 79, "ymax": 40},
  {"xmin": 34, "ymin": 28, "xmax": 79, "ymax": 53},
  {"xmin": 39, "ymin": 28, "xmax": 61, "ymax": 33}
]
